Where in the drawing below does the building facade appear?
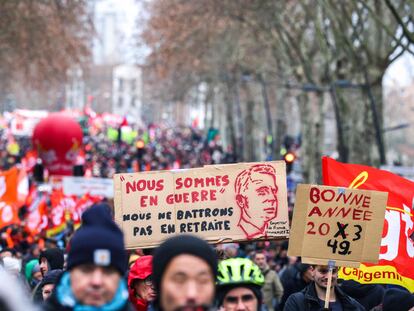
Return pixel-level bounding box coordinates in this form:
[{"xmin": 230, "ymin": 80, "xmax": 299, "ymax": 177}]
[{"xmin": 112, "ymin": 65, "xmax": 142, "ymax": 124}]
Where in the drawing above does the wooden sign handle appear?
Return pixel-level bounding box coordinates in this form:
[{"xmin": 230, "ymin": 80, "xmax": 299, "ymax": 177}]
[{"xmin": 324, "ymin": 260, "xmax": 335, "ymax": 309}]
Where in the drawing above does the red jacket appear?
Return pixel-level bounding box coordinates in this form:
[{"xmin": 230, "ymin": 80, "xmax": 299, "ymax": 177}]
[{"xmin": 128, "ymin": 255, "xmax": 153, "ymax": 311}]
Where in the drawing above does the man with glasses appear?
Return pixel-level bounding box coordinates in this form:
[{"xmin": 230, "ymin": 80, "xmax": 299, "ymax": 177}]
[
  {"xmin": 128, "ymin": 255, "xmax": 156, "ymax": 311},
  {"xmin": 216, "ymin": 257, "xmax": 265, "ymax": 311},
  {"xmin": 283, "ymin": 265, "xmax": 364, "ymax": 311}
]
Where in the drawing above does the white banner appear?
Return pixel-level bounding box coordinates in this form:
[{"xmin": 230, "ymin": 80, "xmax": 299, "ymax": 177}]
[{"xmin": 63, "ymin": 177, "xmax": 113, "ymax": 198}]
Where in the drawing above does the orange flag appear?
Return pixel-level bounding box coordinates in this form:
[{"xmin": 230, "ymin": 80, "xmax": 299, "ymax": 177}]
[
  {"xmin": 0, "ymin": 167, "xmax": 18, "ymax": 203},
  {"xmin": 0, "ymin": 202, "xmax": 19, "ymax": 229}
]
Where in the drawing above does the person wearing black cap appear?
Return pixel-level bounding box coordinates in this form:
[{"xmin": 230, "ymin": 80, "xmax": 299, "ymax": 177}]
[
  {"xmin": 152, "ymin": 234, "xmax": 218, "ymax": 311},
  {"xmin": 43, "ymin": 203, "xmax": 132, "ymax": 311}
]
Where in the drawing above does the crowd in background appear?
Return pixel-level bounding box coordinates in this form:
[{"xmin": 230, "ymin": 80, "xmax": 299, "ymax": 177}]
[
  {"xmin": 0, "ymin": 123, "xmax": 234, "ymax": 178},
  {"xmin": 82, "ymin": 124, "xmax": 234, "ymax": 178}
]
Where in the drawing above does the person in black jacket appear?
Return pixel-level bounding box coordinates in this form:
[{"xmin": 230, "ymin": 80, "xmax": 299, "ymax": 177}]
[
  {"xmin": 33, "ymin": 248, "xmax": 65, "ymax": 303},
  {"xmin": 283, "ymin": 265, "xmax": 364, "ymax": 311},
  {"xmin": 43, "ymin": 203, "xmax": 132, "ymax": 311},
  {"xmin": 279, "ymin": 262, "xmax": 313, "ymax": 310}
]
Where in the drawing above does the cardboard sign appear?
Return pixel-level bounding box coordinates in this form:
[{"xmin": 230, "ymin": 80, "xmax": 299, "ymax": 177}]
[
  {"xmin": 63, "ymin": 177, "xmax": 114, "ymax": 198},
  {"xmin": 114, "ymin": 162, "xmax": 289, "ymax": 249},
  {"xmin": 288, "ymin": 184, "xmax": 388, "ymax": 267}
]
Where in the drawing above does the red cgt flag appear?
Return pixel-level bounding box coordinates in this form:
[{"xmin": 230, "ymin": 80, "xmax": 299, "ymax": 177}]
[{"xmin": 322, "ymin": 156, "xmax": 414, "ymax": 291}]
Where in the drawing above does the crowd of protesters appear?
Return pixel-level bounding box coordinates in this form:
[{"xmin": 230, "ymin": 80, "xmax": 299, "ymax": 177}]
[
  {"xmin": 1, "ymin": 203, "xmax": 414, "ymax": 310},
  {"xmin": 0, "ymin": 123, "xmax": 233, "ymax": 178},
  {"xmin": 0, "ymin": 121, "xmax": 413, "ymax": 310},
  {"xmin": 81, "ymin": 124, "xmax": 233, "ymax": 178}
]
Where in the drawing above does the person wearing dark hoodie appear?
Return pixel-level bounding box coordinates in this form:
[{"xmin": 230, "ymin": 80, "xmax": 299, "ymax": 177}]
[
  {"xmin": 128, "ymin": 255, "xmax": 156, "ymax": 311},
  {"xmin": 33, "ymin": 247, "xmax": 65, "ymax": 303},
  {"xmin": 42, "ymin": 203, "xmax": 132, "ymax": 311},
  {"xmin": 279, "ymin": 262, "xmax": 313, "ymax": 310},
  {"xmin": 382, "ymin": 288, "xmax": 414, "ymax": 311},
  {"xmin": 340, "ymin": 280, "xmax": 384, "ymax": 310},
  {"xmin": 39, "ymin": 247, "xmax": 65, "ymax": 277}
]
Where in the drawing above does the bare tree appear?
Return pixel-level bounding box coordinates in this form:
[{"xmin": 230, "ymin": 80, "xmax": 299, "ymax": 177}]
[{"xmin": 0, "ymin": 0, "xmax": 93, "ymax": 91}]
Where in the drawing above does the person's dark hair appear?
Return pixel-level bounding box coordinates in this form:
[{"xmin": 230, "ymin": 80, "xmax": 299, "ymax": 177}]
[
  {"xmin": 39, "ymin": 248, "xmax": 64, "ymax": 270},
  {"xmin": 253, "ymin": 250, "xmax": 268, "ymax": 262},
  {"xmin": 254, "ymin": 250, "xmax": 266, "ymax": 256},
  {"xmin": 0, "ymin": 248, "xmax": 16, "ymax": 256}
]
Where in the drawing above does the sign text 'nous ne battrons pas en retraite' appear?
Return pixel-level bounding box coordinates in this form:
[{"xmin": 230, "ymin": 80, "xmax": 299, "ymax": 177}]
[{"xmin": 114, "ymin": 162, "xmax": 290, "ymax": 248}]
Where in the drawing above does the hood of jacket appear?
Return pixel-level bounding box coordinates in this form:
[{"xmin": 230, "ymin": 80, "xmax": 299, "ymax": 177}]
[{"xmin": 128, "ymin": 255, "xmax": 153, "ymax": 288}]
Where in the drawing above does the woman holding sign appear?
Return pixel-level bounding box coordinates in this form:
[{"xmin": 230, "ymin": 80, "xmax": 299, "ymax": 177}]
[{"xmin": 283, "ymin": 265, "xmax": 364, "ymax": 311}]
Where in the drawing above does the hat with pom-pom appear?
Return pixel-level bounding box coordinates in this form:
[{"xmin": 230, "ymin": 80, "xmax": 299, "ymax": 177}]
[{"xmin": 67, "ymin": 203, "xmax": 127, "ymax": 275}]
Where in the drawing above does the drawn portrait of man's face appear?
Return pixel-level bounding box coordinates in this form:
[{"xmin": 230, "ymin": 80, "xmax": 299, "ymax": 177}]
[{"xmin": 235, "ymin": 165, "xmax": 278, "ymax": 237}]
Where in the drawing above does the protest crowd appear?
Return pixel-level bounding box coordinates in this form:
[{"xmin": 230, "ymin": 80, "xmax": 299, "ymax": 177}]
[{"xmin": 0, "ymin": 110, "xmax": 413, "ymax": 311}]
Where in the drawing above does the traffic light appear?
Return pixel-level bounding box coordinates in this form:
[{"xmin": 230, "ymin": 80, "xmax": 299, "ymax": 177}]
[
  {"xmin": 136, "ymin": 139, "xmax": 146, "ymax": 159},
  {"xmin": 284, "ymin": 151, "xmax": 296, "ymax": 174}
]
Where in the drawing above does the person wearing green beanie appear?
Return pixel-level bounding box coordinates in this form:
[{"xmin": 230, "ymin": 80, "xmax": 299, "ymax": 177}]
[{"xmin": 25, "ymin": 259, "xmax": 42, "ymax": 289}]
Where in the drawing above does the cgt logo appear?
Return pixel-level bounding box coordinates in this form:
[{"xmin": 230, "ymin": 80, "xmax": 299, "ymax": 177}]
[
  {"xmin": 0, "ymin": 202, "xmax": 13, "ymax": 223},
  {"xmin": 41, "ymin": 150, "xmax": 58, "ymax": 165}
]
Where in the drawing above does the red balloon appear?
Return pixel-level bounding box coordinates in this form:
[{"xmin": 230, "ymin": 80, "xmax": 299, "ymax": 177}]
[{"xmin": 32, "ymin": 113, "xmax": 83, "ymax": 176}]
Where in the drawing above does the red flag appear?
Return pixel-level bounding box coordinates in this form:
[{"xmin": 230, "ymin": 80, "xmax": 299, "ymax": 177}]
[
  {"xmin": 25, "ymin": 188, "xmax": 48, "ymax": 235},
  {"xmin": 322, "ymin": 156, "xmax": 414, "ymax": 291},
  {"xmin": 71, "ymin": 193, "xmax": 102, "ymax": 224},
  {"xmin": 21, "ymin": 150, "xmax": 38, "ymax": 172},
  {"xmin": 48, "ymin": 189, "xmax": 76, "ymax": 235}
]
